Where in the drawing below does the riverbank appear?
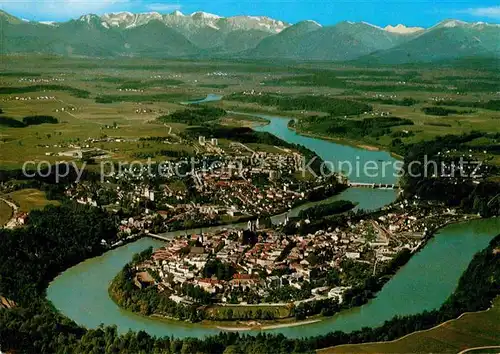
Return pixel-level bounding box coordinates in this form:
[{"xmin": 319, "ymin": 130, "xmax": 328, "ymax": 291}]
[
  {"xmin": 227, "ymin": 106, "xmax": 396, "ymax": 158},
  {"xmin": 286, "ymin": 122, "xmax": 405, "ymax": 161},
  {"xmin": 146, "ymin": 310, "xmax": 324, "ymax": 331},
  {"xmin": 217, "ymin": 318, "xmax": 322, "ymax": 331},
  {"xmin": 319, "ymin": 275, "xmax": 500, "ymax": 353},
  {"xmin": 46, "ymin": 193, "xmax": 499, "ymax": 339},
  {"xmin": 105, "ymin": 205, "xmax": 476, "ymax": 330}
]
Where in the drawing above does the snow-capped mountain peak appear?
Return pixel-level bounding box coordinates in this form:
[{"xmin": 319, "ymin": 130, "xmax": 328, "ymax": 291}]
[
  {"xmin": 40, "ymin": 21, "xmax": 56, "ymax": 26},
  {"xmin": 108, "ymin": 11, "xmax": 133, "ymax": 17},
  {"xmin": 384, "ymin": 24, "xmax": 424, "ymax": 34},
  {"xmin": 101, "ymin": 11, "xmax": 163, "ymax": 28},
  {"xmin": 190, "ymin": 11, "xmax": 221, "ymax": 19},
  {"xmin": 171, "ymin": 10, "xmax": 185, "ymax": 17},
  {"xmin": 472, "ymin": 21, "xmax": 500, "ymax": 28}
]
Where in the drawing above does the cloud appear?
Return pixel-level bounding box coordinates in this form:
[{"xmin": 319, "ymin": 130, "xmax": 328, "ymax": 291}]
[
  {"xmin": 147, "ymin": 3, "xmax": 182, "ymax": 12},
  {"xmin": 461, "ymin": 6, "xmax": 500, "ymax": 19},
  {"xmin": 1, "ymin": 0, "xmax": 130, "ymax": 20}
]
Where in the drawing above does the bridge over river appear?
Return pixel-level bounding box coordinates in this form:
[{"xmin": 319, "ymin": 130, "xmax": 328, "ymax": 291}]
[{"xmin": 348, "ymin": 182, "xmax": 398, "ymax": 189}]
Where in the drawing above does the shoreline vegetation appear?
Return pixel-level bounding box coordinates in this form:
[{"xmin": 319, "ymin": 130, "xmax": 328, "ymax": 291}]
[
  {"xmin": 319, "ymin": 295, "xmax": 500, "ymax": 353},
  {"xmin": 221, "ymin": 107, "xmax": 396, "ymax": 158},
  {"xmin": 219, "ymin": 108, "xmax": 397, "ymax": 157},
  {"xmin": 288, "ymin": 117, "xmax": 413, "ymax": 160},
  {"xmin": 287, "ymin": 123, "xmax": 386, "ymax": 155}
]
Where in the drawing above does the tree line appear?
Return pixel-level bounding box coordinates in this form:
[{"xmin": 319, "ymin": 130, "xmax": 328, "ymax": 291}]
[
  {"xmin": 0, "ymin": 84, "xmax": 90, "ymax": 98},
  {"xmin": 157, "ymin": 106, "xmax": 226, "ymax": 125},
  {"xmin": 227, "ymin": 93, "xmax": 372, "ymax": 117},
  {"xmin": 421, "ymin": 106, "xmax": 474, "ymax": 116},
  {"xmin": 295, "ymin": 116, "xmax": 414, "ymax": 139},
  {"xmin": 0, "ymin": 115, "xmax": 58, "ymax": 128},
  {"xmin": 363, "ymin": 97, "xmax": 418, "ymax": 106},
  {"xmin": 298, "ymin": 200, "xmax": 355, "ymax": 220},
  {"xmin": 434, "ymin": 99, "xmax": 500, "ymax": 111}
]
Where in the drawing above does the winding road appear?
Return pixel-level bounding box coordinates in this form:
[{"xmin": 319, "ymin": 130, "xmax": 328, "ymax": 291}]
[{"xmin": 0, "ymin": 197, "xmax": 18, "ymax": 229}]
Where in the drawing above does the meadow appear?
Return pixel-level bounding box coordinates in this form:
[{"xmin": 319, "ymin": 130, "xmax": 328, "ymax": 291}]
[
  {"xmin": 8, "ymin": 189, "xmax": 60, "ymax": 212},
  {"xmin": 1, "ymin": 55, "xmax": 499, "ymax": 170},
  {"xmin": 0, "ymin": 199, "xmax": 12, "ymax": 226}
]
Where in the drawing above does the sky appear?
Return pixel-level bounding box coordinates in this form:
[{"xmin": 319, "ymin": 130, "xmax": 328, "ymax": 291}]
[{"xmin": 1, "ymin": 0, "xmax": 500, "ymax": 27}]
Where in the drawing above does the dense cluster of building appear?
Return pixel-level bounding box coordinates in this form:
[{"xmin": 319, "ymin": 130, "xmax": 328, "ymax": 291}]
[
  {"xmin": 68, "ymin": 141, "xmax": 342, "ymax": 232},
  {"xmin": 130, "ymin": 202, "xmax": 463, "ymax": 307}
]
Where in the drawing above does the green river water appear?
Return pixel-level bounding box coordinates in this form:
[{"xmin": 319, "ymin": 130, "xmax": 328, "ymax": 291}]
[{"xmin": 47, "ymin": 111, "xmax": 500, "ymax": 339}]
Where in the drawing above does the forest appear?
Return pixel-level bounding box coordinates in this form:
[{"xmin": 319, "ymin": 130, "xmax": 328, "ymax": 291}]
[
  {"xmin": 421, "ymin": 106, "xmax": 473, "ymax": 116},
  {"xmin": 0, "ymin": 85, "xmax": 90, "ymax": 98},
  {"xmin": 295, "ymin": 116, "xmax": 414, "ymax": 139},
  {"xmin": 0, "ymin": 116, "xmax": 27, "ymax": 128},
  {"xmin": 393, "ymin": 132, "xmax": 500, "ymax": 216},
  {"xmin": 298, "ymin": 200, "xmax": 355, "ymax": 220},
  {"xmin": 227, "ymin": 93, "xmax": 372, "ymax": 116},
  {"xmin": 434, "ymin": 99, "xmax": 500, "ymax": 111},
  {"xmin": 157, "ymin": 106, "xmax": 227, "ymax": 125},
  {"xmin": 0, "ymin": 115, "xmax": 58, "ymax": 127},
  {"xmin": 363, "ymin": 97, "xmax": 418, "ymax": 106},
  {"xmin": 0, "ymin": 203, "xmax": 118, "ymax": 305},
  {"xmin": 22, "ymin": 115, "xmax": 59, "ymax": 125}
]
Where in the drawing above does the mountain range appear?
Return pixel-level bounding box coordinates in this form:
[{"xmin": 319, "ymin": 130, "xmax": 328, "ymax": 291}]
[{"xmin": 1, "ymin": 10, "xmax": 499, "ymax": 63}]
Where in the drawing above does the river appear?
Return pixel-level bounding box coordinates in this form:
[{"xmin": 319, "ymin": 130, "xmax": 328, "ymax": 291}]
[{"xmin": 47, "ymin": 100, "xmax": 499, "ymax": 339}]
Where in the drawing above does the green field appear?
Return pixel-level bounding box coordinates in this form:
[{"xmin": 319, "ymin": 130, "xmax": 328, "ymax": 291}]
[
  {"xmin": 204, "ymin": 304, "xmax": 292, "ymax": 322},
  {"xmin": 8, "ymin": 189, "xmax": 60, "ymax": 213},
  {"xmin": 319, "ymin": 296, "xmax": 500, "ymax": 354},
  {"xmin": 0, "ymin": 199, "xmax": 13, "ymax": 226}
]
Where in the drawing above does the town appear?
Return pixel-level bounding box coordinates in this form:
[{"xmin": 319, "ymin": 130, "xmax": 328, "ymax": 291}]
[
  {"xmin": 66, "ymin": 137, "xmax": 346, "ymax": 235},
  {"xmin": 126, "ymin": 201, "xmax": 470, "ymax": 313}
]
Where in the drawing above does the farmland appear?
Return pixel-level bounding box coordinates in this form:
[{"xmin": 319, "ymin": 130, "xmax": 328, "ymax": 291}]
[
  {"xmin": 319, "ymin": 296, "xmax": 500, "ymax": 353},
  {"xmin": 0, "ymin": 56, "xmax": 499, "ymax": 170},
  {"xmin": 0, "ymin": 199, "xmax": 12, "ymax": 226},
  {"xmin": 8, "ymin": 189, "xmax": 60, "ymax": 213}
]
